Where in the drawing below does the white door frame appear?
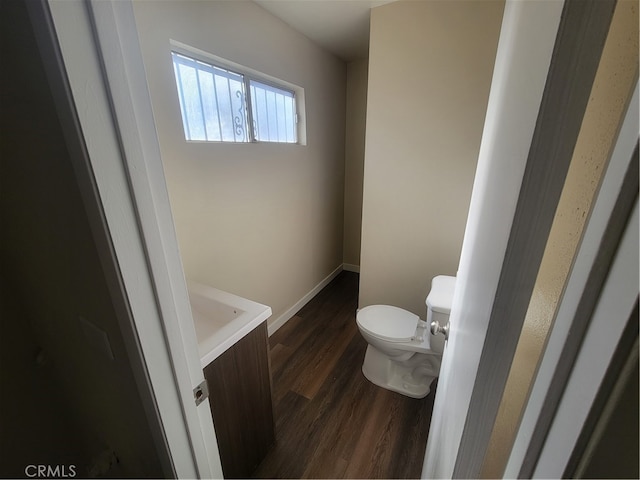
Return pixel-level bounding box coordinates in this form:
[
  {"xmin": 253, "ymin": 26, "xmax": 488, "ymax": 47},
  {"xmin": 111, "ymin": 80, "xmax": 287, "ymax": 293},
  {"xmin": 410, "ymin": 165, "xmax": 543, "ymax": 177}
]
[{"xmin": 31, "ymin": 0, "xmax": 222, "ymax": 477}]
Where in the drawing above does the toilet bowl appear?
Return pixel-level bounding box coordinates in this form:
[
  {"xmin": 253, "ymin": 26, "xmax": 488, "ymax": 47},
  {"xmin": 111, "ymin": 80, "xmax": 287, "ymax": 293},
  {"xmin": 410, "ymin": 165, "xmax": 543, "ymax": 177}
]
[{"xmin": 356, "ymin": 275, "xmax": 456, "ymax": 398}]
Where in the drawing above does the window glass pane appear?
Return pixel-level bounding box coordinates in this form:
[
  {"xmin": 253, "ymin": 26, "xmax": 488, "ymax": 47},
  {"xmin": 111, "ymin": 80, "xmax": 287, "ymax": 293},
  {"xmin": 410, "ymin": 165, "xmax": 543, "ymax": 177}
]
[
  {"xmin": 171, "ymin": 52, "xmax": 296, "ymax": 144},
  {"xmin": 267, "ymin": 91, "xmax": 277, "ymax": 141},
  {"xmin": 178, "ymin": 63, "xmax": 206, "ymax": 141},
  {"xmin": 171, "ymin": 52, "xmax": 248, "ymax": 143},
  {"xmin": 249, "ymin": 80, "xmax": 296, "ymax": 143},
  {"xmin": 198, "ymin": 70, "xmax": 221, "ymax": 141},
  {"xmin": 284, "ymin": 96, "xmax": 295, "ymax": 143},
  {"xmin": 251, "ymin": 85, "xmax": 268, "ymax": 142},
  {"xmin": 228, "ymin": 77, "xmax": 247, "ymax": 142},
  {"xmin": 173, "ymin": 62, "xmax": 190, "ymax": 138},
  {"xmin": 214, "ymin": 74, "xmax": 234, "ymax": 142},
  {"xmin": 276, "ymin": 94, "xmax": 286, "ymax": 142}
]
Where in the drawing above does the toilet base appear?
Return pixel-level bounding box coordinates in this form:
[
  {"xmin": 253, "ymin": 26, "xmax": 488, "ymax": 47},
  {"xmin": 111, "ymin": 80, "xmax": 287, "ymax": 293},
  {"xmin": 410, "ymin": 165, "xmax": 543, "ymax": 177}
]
[{"xmin": 361, "ymin": 344, "xmax": 438, "ymax": 399}]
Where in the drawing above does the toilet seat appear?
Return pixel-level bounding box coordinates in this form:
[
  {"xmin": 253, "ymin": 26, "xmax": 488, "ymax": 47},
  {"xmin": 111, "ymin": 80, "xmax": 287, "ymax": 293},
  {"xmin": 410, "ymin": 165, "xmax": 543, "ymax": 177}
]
[{"xmin": 357, "ymin": 305, "xmax": 418, "ymax": 343}]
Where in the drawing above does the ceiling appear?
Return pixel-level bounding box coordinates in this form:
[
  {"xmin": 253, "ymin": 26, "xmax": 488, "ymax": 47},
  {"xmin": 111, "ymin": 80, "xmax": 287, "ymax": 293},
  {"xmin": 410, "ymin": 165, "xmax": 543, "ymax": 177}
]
[{"xmin": 253, "ymin": 0, "xmax": 396, "ymax": 62}]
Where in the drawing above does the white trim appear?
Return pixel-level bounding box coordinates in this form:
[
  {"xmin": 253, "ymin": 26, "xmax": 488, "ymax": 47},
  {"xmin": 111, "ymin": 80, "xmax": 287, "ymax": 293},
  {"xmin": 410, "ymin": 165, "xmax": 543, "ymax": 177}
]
[
  {"xmin": 85, "ymin": 2, "xmax": 223, "ymax": 477},
  {"xmin": 343, "ymin": 263, "xmax": 361, "ymax": 273},
  {"xmin": 46, "ymin": 0, "xmax": 222, "ymax": 477},
  {"xmin": 268, "ymin": 264, "xmax": 343, "ymax": 336}
]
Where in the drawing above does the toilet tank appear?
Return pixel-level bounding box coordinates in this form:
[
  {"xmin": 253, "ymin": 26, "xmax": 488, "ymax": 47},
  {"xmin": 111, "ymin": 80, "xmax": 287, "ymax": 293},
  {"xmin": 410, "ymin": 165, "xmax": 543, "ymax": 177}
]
[{"xmin": 425, "ymin": 275, "xmax": 456, "ymax": 353}]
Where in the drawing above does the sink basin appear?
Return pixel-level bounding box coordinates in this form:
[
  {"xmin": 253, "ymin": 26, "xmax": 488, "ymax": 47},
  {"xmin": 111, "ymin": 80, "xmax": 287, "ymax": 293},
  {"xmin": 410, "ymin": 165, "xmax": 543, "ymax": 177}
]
[{"xmin": 188, "ymin": 281, "xmax": 272, "ymax": 367}]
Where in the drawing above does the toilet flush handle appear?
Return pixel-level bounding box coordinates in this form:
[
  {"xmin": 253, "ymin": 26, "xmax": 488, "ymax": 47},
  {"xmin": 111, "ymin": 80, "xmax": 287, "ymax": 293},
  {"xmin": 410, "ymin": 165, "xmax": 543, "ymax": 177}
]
[{"xmin": 430, "ymin": 320, "xmax": 449, "ymax": 341}]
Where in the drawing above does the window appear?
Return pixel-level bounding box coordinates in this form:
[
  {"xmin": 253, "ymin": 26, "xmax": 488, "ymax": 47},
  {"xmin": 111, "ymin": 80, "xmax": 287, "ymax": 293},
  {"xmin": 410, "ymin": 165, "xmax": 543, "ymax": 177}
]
[
  {"xmin": 171, "ymin": 51, "xmax": 300, "ymax": 144},
  {"xmin": 249, "ymin": 80, "xmax": 297, "ymax": 143}
]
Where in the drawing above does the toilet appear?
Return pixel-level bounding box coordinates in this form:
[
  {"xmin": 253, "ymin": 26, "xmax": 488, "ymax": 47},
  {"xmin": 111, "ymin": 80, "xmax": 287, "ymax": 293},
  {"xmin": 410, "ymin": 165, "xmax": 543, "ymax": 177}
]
[{"xmin": 356, "ymin": 275, "xmax": 456, "ymax": 398}]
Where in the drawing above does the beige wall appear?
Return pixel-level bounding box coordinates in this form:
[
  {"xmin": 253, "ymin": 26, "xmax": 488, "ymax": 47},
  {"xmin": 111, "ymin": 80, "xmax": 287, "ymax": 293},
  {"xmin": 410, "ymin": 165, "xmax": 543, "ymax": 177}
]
[
  {"xmin": 359, "ymin": 0, "xmax": 503, "ymax": 314},
  {"xmin": 343, "ymin": 59, "xmax": 368, "ymax": 268},
  {"xmin": 0, "ymin": 2, "xmax": 163, "ymax": 475},
  {"xmin": 132, "ymin": 1, "xmax": 346, "ymax": 325},
  {"xmin": 482, "ymin": 2, "xmax": 639, "ymax": 476}
]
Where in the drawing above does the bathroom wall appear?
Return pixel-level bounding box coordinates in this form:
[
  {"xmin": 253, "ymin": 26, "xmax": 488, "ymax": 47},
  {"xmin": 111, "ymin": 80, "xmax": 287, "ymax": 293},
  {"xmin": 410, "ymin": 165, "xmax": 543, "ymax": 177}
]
[
  {"xmin": 482, "ymin": 1, "xmax": 639, "ymax": 476},
  {"xmin": 132, "ymin": 1, "xmax": 346, "ymax": 326},
  {"xmin": 343, "ymin": 59, "xmax": 368, "ymax": 270},
  {"xmin": 359, "ymin": 0, "xmax": 504, "ymax": 314},
  {"xmin": 0, "ymin": 1, "xmax": 164, "ymax": 476}
]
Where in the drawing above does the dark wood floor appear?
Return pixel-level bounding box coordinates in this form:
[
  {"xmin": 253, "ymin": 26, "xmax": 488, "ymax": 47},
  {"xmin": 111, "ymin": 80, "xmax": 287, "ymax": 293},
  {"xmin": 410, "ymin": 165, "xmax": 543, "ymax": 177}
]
[{"xmin": 253, "ymin": 271, "xmax": 436, "ymax": 479}]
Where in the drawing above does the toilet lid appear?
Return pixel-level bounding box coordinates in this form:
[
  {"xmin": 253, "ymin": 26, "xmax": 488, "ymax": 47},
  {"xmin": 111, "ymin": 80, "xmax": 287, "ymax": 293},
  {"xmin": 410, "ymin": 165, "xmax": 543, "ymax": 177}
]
[{"xmin": 357, "ymin": 305, "xmax": 418, "ymax": 342}]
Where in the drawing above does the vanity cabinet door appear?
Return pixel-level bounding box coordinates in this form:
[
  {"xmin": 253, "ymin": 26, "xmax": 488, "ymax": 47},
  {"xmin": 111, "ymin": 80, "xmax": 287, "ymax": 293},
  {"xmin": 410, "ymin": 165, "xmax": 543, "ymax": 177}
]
[{"xmin": 203, "ymin": 321, "xmax": 275, "ymax": 478}]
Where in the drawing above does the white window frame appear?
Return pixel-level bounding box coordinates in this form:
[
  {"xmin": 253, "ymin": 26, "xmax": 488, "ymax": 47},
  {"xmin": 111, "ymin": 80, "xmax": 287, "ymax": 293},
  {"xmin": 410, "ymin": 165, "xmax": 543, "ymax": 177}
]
[{"xmin": 170, "ymin": 40, "xmax": 307, "ymax": 145}]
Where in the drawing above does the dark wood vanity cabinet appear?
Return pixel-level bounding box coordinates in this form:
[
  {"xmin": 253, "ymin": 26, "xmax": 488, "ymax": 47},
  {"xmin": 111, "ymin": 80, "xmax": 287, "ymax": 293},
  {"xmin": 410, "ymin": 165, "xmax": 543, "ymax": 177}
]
[{"xmin": 203, "ymin": 321, "xmax": 275, "ymax": 478}]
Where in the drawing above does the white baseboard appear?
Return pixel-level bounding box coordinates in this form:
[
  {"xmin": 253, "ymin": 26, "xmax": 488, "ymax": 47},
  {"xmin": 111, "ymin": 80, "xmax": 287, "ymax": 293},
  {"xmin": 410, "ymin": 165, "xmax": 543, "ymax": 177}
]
[
  {"xmin": 267, "ymin": 264, "xmax": 344, "ymax": 336},
  {"xmin": 343, "ymin": 263, "xmax": 360, "ymax": 273}
]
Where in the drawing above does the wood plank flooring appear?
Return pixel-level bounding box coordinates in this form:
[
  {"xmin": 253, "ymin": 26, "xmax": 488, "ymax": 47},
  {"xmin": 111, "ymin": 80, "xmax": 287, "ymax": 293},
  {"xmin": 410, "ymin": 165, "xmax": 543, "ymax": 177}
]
[{"xmin": 253, "ymin": 271, "xmax": 437, "ymax": 479}]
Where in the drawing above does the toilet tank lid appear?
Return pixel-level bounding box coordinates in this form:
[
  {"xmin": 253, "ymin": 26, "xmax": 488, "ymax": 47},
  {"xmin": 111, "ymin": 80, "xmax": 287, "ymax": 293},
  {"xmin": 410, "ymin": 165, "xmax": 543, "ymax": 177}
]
[{"xmin": 426, "ymin": 275, "xmax": 456, "ymax": 314}]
